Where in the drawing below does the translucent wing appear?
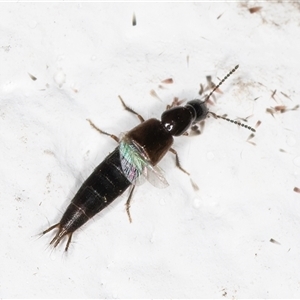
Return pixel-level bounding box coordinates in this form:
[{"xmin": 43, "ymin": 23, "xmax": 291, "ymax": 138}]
[
  {"xmin": 141, "ymin": 162, "xmax": 169, "ymax": 189},
  {"xmin": 119, "ymin": 137, "xmax": 169, "ymax": 189}
]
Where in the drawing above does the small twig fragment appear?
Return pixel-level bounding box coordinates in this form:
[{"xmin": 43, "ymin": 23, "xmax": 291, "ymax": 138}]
[
  {"xmin": 132, "ymin": 13, "xmax": 137, "ymax": 26},
  {"xmin": 294, "ymin": 187, "xmax": 300, "ymax": 193},
  {"xmin": 270, "ymin": 238, "xmax": 281, "ymax": 245},
  {"xmin": 249, "ymin": 6, "xmax": 262, "ymax": 14},
  {"xmin": 161, "ymin": 78, "xmax": 173, "ymax": 84},
  {"xmin": 28, "ymin": 73, "xmax": 37, "ymax": 81},
  {"xmin": 280, "ymin": 91, "xmax": 291, "ymax": 100},
  {"xmin": 255, "ymin": 120, "xmax": 261, "ymax": 128},
  {"xmin": 150, "ymin": 89, "xmax": 161, "ymax": 101}
]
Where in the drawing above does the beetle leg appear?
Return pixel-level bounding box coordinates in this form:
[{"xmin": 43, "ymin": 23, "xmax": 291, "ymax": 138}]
[
  {"xmin": 87, "ymin": 119, "xmax": 120, "ymax": 143},
  {"xmin": 118, "ymin": 95, "xmax": 145, "ymax": 123},
  {"xmin": 125, "ymin": 185, "xmax": 136, "ymax": 223},
  {"xmin": 169, "ymin": 148, "xmax": 190, "ymax": 175}
]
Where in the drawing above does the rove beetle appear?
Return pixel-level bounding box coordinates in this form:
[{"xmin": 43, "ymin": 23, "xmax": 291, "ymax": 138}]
[{"xmin": 43, "ymin": 65, "xmax": 255, "ymax": 251}]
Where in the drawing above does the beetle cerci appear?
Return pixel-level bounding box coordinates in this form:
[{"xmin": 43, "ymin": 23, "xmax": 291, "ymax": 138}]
[{"xmin": 43, "ymin": 65, "xmax": 255, "ymax": 251}]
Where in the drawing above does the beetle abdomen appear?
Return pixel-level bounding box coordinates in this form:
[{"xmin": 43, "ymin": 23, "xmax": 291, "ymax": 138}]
[{"xmin": 44, "ymin": 147, "xmax": 131, "ymax": 250}]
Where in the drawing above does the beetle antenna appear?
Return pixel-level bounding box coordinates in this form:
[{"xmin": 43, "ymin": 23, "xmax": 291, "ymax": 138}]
[
  {"xmin": 208, "ymin": 111, "xmax": 256, "ymax": 132},
  {"xmin": 204, "ymin": 65, "xmax": 255, "ymax": 133},
  {"xmin": 205, "ymin": 65, "xmax": 239, "ymax": 102}
]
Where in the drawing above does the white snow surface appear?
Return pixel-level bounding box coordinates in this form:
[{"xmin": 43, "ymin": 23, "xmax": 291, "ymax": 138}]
[{"xmin": 1, "ymin": 2, "xmax": 300, "ymax": 298}]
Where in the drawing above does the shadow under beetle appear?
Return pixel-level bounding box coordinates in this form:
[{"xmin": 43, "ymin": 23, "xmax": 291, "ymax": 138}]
[{"xmin": 43, "ymin": 65, "xmax": 255, "ymax": 251}]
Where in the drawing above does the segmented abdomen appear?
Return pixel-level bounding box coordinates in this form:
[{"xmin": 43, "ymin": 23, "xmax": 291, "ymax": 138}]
[{"xmin": 59, "ymin": 146, "xmax": 131, "ymax": 234}]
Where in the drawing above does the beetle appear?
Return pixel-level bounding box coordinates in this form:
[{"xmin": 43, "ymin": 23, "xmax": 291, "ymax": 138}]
[{"xmin": 43, "ymin": 65, "xmax": 255, "ymax": 251}]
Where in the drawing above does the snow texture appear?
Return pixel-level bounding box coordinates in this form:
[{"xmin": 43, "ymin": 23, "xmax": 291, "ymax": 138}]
[{"xmin": 1, "ymin": 2, "xmax": 300, "ymax": 298}]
